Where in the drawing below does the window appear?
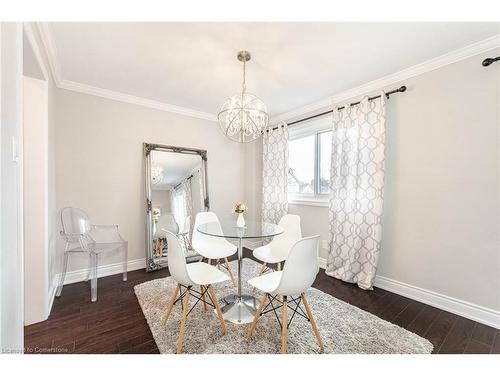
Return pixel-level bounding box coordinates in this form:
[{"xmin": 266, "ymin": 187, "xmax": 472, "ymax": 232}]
[
  {"xmin": 288, "ymin": 135, "xmax": 315, "ymax": 194},
  {"xmin": 172, "ymin": 187, "xmax": 187, "ymax": 229},
  {"xmin": 288, "ymin": 123, "xmax": 332, "ymax": 205}
]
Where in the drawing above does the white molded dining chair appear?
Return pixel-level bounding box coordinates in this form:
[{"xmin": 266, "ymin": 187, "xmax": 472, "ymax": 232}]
[
  {"xmin": 191, "ymin": 212, "xmax": 237, "ymax": 287},
  {"xmin": 252, "ymin": 214, "xmax": 302, "ymax": 275},
  {"xmin": 247, "ymin": 235, "xmax": 324, "ymax": 354},
  {"xmin": 57, "ymin": 207, "xmax": 128, "ymax": 302},
  {"xmin": 156, "ymin": 213, "xmax": 179, "ymax": 235},
  {"xmin": 162, "ymin": 231, "xmax": 228, "ymax": 354}
]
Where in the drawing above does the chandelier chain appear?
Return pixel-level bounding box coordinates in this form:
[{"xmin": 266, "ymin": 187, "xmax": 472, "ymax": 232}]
[{"xmin": 242, "ymin": 59, "xmax": 247, "ymax": 94}]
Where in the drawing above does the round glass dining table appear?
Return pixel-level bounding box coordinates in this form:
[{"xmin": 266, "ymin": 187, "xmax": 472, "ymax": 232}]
[{"xmin": 197, "ymin": 220, "xmax": 283, "ymax": 324}]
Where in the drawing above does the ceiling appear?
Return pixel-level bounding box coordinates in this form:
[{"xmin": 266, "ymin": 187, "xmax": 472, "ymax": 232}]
[
  {"xmin": 45, "ymin": 22, "xmax": 499, "ymax": 118},
  {"xmin": 24, "ymin": 33, "xmax": 45, "ymax": 80},
  {"xmin": 151, "ymin": 151, "xmax": 201, "ymax": 189}
]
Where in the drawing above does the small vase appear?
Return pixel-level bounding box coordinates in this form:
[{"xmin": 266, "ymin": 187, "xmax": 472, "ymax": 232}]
[{"xmin": 236, "ymin": 213, "xmax": 245, "ymax": 228}]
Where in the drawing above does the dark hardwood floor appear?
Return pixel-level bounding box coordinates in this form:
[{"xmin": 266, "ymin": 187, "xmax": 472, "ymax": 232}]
[{"xmin": 25, "ymin": 250, "xmax": 500, "ymax": 354}]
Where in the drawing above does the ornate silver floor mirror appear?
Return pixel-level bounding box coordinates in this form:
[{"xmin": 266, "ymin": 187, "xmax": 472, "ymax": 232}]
[{"xmin": 143, "ymin": 143, "xmax": 209, "ymax": 271}]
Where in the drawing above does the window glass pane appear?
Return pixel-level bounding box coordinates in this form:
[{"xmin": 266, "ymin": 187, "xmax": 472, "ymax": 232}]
[
  {"xmin": 288, "ymin": 135, "xmax": 315, "ymax": 194},
  {"xmin": 318, "ymin": 131, "xmax": 332, "ymax": 194}
]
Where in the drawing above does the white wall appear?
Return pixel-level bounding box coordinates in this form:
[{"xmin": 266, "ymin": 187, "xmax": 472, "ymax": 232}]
[
  {"xmin": 21, "ymin": 23, "xmax": 58, "ymax": 325},
  {"xmin": 47, "ymin": 76, "xmax": 57, "ymax": 302},
  {"xmin": 247, "ymin": 49, "xmax": 500, "ymax": 319},
  {"xmin": 55, "ymin": 89, "xmax": 246, "ymax": 273},
  {"xmin": 23, "ymin": 76, "xmax": 49, "ymax": 325},
  {"xmin": 379, "ymin": 49, "xmax": 499, "ymax": 313},
  {"xmin": 0, "ymin": 22, "xmax": 24, "ymax": 352}
]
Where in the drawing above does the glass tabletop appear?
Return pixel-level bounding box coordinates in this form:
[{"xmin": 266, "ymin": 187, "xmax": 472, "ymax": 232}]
[{"xmin": 197, "ymin": 220, "xmax": 283, "ymax": 239}]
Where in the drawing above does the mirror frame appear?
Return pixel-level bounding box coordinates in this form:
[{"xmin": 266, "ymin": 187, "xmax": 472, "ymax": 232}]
[{"xmin": 143, "ymin": 142, "xmax": 209, "ymax": 271}]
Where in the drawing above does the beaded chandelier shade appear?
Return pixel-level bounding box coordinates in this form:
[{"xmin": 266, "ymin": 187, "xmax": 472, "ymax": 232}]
[
  {"xmin": 218, "ymin": 51, "xmax": 269, "ymax": 143},
  {"xmin": 151, "ymin": 164, "xmax": 164, "ymax": 185}
]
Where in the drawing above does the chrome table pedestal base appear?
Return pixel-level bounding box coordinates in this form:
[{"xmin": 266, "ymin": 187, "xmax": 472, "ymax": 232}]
[
  {"xmin": 220, "ymin": 298, "xmax": 256, "ymax": 324},
  {"xmin": 221, "ymin": 293, "xmax": 259, "ymax": 310},
  {"xmin": 219, "ymin": 236, "xmax": 259, "ymax": 324}
]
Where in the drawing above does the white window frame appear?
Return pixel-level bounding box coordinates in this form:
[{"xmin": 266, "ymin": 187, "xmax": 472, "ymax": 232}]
[{"xmin": 288, "ymin": 116, "xmax": 332, "ymax": 207}]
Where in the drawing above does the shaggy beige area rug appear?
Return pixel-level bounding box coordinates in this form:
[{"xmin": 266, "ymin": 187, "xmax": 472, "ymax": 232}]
[{"xmin": 134, "ymin": 258, "xmax": 433, "ymax": 354}]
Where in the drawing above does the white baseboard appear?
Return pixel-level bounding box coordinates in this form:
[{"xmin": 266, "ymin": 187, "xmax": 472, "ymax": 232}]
[
  {"xmin": 56, "ymin": 258, "xmax": 146, "ymax": 286},
  {"xmin": 47, "ymin": 276, "xmax": 58, "ymax": 316},
  {"xmin": 318, "ymin": 256, "xmax": 327, "ymax": 269},
  {"xmin": 47, "ymin": 258, "xmax": 146, "ymax": 317},
  {"xmin": 318, "ymin": 257, "xmax": 500, "ymax": 329},
  {"xmin": 374, "ymin": 276, "xmax": 500, "ymax": 329}
]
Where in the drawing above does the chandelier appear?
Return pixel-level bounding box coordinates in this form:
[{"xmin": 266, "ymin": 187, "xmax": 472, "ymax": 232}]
[
  {"xmin": 151, "ymin": 164, "xmax": 164, "ymax": 185},
  {"xmin": 218, "ymin": 51, "xmax": 269, "ymax": 143}
]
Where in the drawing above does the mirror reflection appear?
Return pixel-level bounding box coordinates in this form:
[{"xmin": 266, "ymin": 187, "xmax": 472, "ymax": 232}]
[{"xmin": 144, "ymin": 144, "xmax": 208, "ymax": 271}]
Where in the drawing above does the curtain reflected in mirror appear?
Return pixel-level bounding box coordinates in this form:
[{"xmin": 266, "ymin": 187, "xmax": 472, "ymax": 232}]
[{"xmin": 144, "ymin": 143, "xmax": 208, "ymax": 271}]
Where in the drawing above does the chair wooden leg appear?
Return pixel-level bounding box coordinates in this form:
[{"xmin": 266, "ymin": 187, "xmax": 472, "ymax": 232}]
[
  {"xmin": 208, "ymin": 285, "xmax": 227, "ymax": 335},
  {"xmin": 281, "ymin": 296, "xmax": 288, "ymax": 354},
  {"xmin": 207, "ymin": 259, "xmax": 211, "ymax": 265},
  {"xmin": 301, "ymin": 293, "xmax": 324, "ymax": 352},
  {"xmin": 200, "ymin": 285, "xmax": 207, "ymax": 312},
  {"xmin": 247, "ymin": 293, "xmax": 268, "ymax": 339},
  {"xmin": 224, "ymin": 257, "xmax": 237, "ymax": 287},
  {"xmin": 258, "ymin": 262, "xmax": 267, "ymax": 276},
  {"xmin": 277, "ymin": 263, "xmax": 283, "ymax": 303},
  {"xmin": 176, "ymin": 287, "xmax": 190, "ymax": 354},
  {"xmin": 162, "ymin": 284, "xmax": 180, "ymax": 325},
  {"xmin": 252, "ymin": 262, "xmax": 268, "ymax": 293}
]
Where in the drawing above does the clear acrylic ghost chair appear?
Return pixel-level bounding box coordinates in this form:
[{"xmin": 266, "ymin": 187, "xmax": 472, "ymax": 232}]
[
  {"xmin": 191, "ymin": 212, "xmax": 237, "ymax": 287},
  {"xmin": 247, "ymin": 235, "xmax": 324, "ymax": 354},
  {"xmin": 162, "ymin": 231, "xmax": 228, "ymax": 354},
  {"xmin": 56, "ymin": 207, "xmax": 128, "ymax": 302},
  {"xmin": 253, "ymin": 214, "xmax": 302, "ymax": 275},
  {"xmin": 176, "ymin": 215, "xmax": 191, "ymax": 250}
]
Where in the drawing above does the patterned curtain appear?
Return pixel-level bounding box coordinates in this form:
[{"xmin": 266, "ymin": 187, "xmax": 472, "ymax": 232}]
[
  {"xmin": 262, "ymin": 123, "xmax": 289, "ymax": 224},
  {"xmin": 182, "ymin": 178, "xmax": 193, "ymax": 228},
  {"xmin": 325, "ymin": 93, "xmax": 386, "ymax": 290},
  {"xmin": 171, "ymin": 186, "xmax": 183, "ymax": 230},
  {"xmin": 171, "ymin": 177, "xmax": 193, "ymax": 231},
  {"xmin": 169, "ymin": 188, "xmax": 176, "ymax": 219}
]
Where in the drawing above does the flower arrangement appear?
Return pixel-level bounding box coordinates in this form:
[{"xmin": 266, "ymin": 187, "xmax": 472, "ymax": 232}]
[
  {"xmin": 233, "ymin": 203, "xmax": 247, "ymax": 227},
  {"xmin": 233, "ymin": 202, "xmax": 247, "ymax": 214}
]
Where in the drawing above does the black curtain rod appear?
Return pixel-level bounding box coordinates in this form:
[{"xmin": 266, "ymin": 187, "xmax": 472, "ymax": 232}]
[
  {"xmin": 482, "ymin": 56, "xmax": 500, "ymax": 67},
  {"xmin": 174, "ymin": 174, "xmax": 193, "ymax": 190},
  {"xmin": 268, "ymin": 85, "xmax": 407, "ymax": 131}
]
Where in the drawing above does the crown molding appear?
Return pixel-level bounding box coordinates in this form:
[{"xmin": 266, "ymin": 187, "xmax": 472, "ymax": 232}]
[
  {"xmin": 35, "ymin": 22, "xmax": 217, "ymax": 122},
  {"xmin": 58, "ymin": 79, "xmax": 217, "ymax": 121},
  {"xmin": 36, "ymin": 22, "xmax": 62, "ymax": 84},
  {"xmin": 23, "ymin": 22, "xmax": 49, "ymax": 80},
  {"xmin": 271, "ymin": 34, "xmax": 500, "ymax": 124}
]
